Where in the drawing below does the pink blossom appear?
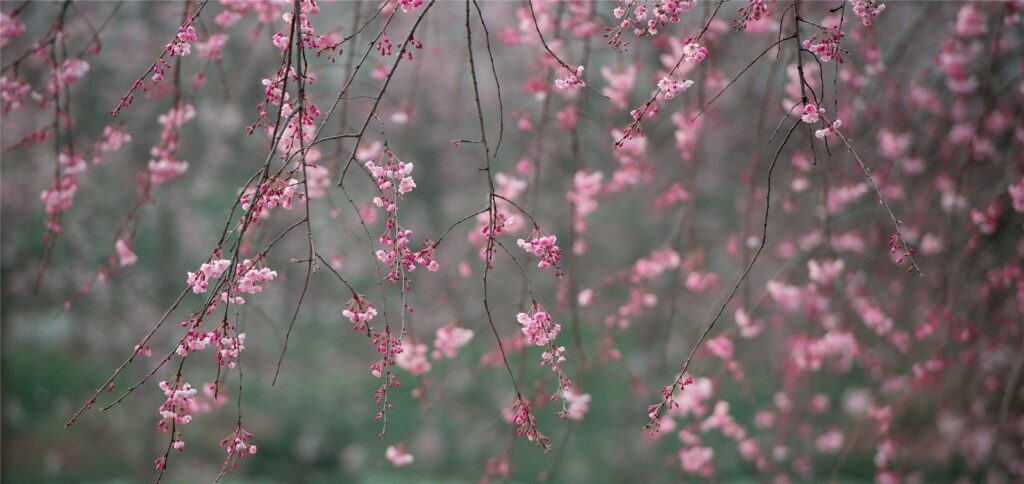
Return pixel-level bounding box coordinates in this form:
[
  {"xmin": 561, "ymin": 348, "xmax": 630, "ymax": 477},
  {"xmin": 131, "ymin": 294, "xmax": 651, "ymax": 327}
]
[
  {"xmin": 563, "ymin": 388, "xmax": 591, "ymax": 421},
  {"xmin": 432, "ymin": 324, "xmax": 474, "ymax": 359},
  {"xmin": 816, "ymin": 428, "xmax": 845, "ymax": 454},
  {"xmin": 385, "ymin": 445, "xmax": 414, "ymax": 466},
  {"xmin": 807, "ymin": 259, "xmax": 844, "ymax": 285},
  {"xmin": 851, "ymin": 0, "xmax": 886, "ymax": 26},
  {"xmin": 679, "ymin": 446, "xmax": 714, "ymax": 475},
  {"xmin": 186, "ymin": 258, "xmax": 231, "ymax": 294},
  {"xmin": 197, "ymin": 33, "xmax": 229, "ymax": 60},
  {"xmin": 517, "ymin": 232, "xmax": 563, "ymax": 276},
  {"xmin": 955, "ymin": 5, "xmax": 987, "ymax": 37},
  {"xmin": 517, "ymin": 310, "xmax": 561, "ymax": 346},
  {"xmin": 814, "ymin": 119, "xmax": 842, "ymax": 139},
  {"xmin": 577, "ymin": 288, "xmax": 594, "ymax": 307},
  {"xmin": 343, "ymin": 294, "xmax": 377, "ymax": 334},
  {"xmin": 157, "ymin": 380, "xmax": 198, "ymax": 431},
  {"xmin": 1009, "ymin": 177, "xmax": 1024, "ymax": 213},
  {"xmin": 115, "ymin": 239, "xmax": 138, "ymax": 267},
  {"xmin": 705, "ymin": 335, "xmax": 734, "ymax": 360},
  {"xmin": 554, "ymin": 65, "xmax": 585, "ymax": 90},
  {"xmin": 803, "ymin": 24, "xmax": 848, "ymax": 63},
  {"xmin": 657, "ymin": 76, "xmax": 694, "ymax": 100},
  {"xmin": 396, "ymin": 341, "xmax": 431, "ymax": 376},
  {"xmin": 0, "ymin": 12, "xmax": 25, "ymax": 48},
  {"xmin": 801, "ymin": 104, "xmax": 823, "ymax": 124}
]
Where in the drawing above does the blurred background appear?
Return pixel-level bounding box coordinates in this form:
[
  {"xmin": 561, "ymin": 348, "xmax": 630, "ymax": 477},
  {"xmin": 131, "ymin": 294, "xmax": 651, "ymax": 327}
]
[{"xmin": 2, "ymin": 1, "xmax": 1022, "ymax": 482}]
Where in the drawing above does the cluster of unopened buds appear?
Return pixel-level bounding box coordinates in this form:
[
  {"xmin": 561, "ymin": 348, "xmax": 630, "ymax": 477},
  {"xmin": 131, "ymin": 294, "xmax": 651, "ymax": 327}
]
[
  {"xmin": 343, "ymin": 294, "xmax": 377, "ymax": 335},
  {"xmin": 517, "ymin": 229, "xmax": 563, "ymax": 276},
  {"xmin": 646, "ymin": 374, "xmax": 694, "ymax": 432},
  {"xmin": 220, "ymin": 425, "xmax": 257, "ymax": 470},
  {"xmin": 370, "ymin": 329, "xmax": 403, "ymax": 423},
  {"xmin": 657, "ymin": 76, "xmax": 695, "ymax": 100},
  {"xmin": 554, "ymin": 65, "xmax": 585, "ymax": 90},
  {"xmin": 371, "ymin": 327, "xmax": 404, "ymax": 380},
  {"xmin": 511, "ymin": 395, "xmax": 550, "ymax": 450},
  {"xmin": 888, "ymin": 233, "xmax": 918, "ymax": 268}
]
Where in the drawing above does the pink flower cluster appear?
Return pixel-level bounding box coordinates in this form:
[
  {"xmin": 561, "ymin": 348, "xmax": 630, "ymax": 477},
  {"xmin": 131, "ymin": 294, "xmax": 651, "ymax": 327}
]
[
  {"xmin": 228, "ymin": 260, "xmax": 279, "ymax": 304},
  {"xmin": 615, "ymin": 0, "xmax": 697, "ymax": 38},
  {"xmin": 432, "ymin": 324, "xmax": 474, "ymax": 359},
  {"xmin": 567, "ymin": 170, "xmax": 603, "ymax": 253},
  {"xmin": 40, "ymin": 168, "xmax": 78, "ymax": 234},
  {"xmin": 148, "ymin": 104, "xmax": 195, "ymax": 186},
  {"xmin": 517, "ymin": 231, "xmax": 563, "ymax": 276},
  {"xmin": 563, "ymin": 389, "xmax": 591, "ymax": 421},
  {"xmin": 365, "ymin": 155, "xmax": 415, "ymax": 204},
  {"xmin": 215, "ymin": 332, "xmax": 246, "ymax": 369},
  {"xmin": 186, "ymin": 258, "xmax": 232, "ymax": 294},
  {"xmin": 803, "ymin": 25, "xmax": 848, "ymax": 63},
  {"xmin": 176, "ymin": 324, "xmax": 215, "ymax": 357},
  {"xmin": 343, "ymin": 294, "xmax": 378, "ymax": 335},
  {"xmin": 47, "ymin": 59, "xmax": 90, "ymax": 94},
  {"xmin": 156, "ymin": 380, "xmax": 198, "ymax": 431},
  {"xmin": 852, "ymin": 0, "xmax": 886, "ymax": 27},
  {"xmin": 0, "ymin": 12, "xmax": 25, "ymax": 48},
  {"xmin": 800, "ymin": 103, "xmax": 824, "ymax": 124},
  {"xmin": 517, "ymin": 309, "xmax": 560, "ymax": 346},
  {"xmin": 1, "ymin": 74, "xmax": 36, "ymax": 113},
  {"xmin": 657, "ymin": 76, "xmax": 695, "ymax": 100},
  {"xmin": 241, "ymin": 177, "xmax": 301, "ymax": 224},
  {"xmin": 395, "ymin": 341, "xmax": 431, "ymax": 376},
  {"xmin": 376, "ymin": 223, "xmax": 439, "ymax": 282},
  {"xmin": 554, "ymin": 65, "xmax": 585, "ymax": 90},
  {"xmin": 682, "ymin": 40, "xmax": 708, "ymax": 64},
  {"xmin": 385, "ymin": 444, "xmax": 414, "ymax": 466},
  {"xmin": 517, "ymin": 307, "xmax": 571, "ymax": 397},
  {"xmin": 167, "ymin": 25, "xmax": 197, "ymax": 56}
]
